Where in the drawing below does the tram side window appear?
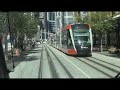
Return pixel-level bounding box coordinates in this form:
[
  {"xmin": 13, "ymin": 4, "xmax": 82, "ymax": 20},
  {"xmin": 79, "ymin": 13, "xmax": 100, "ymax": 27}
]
[
  {"xmin": 64, "ymin": 31, "xmax": 67, "ymax": 45},
  {"xmin": 62, "ymin": 30, "xmax": 67, "ymax": 45},
  {"xmin": 67, "ymin": 30, "xmax": 72, "ymax": 46}
]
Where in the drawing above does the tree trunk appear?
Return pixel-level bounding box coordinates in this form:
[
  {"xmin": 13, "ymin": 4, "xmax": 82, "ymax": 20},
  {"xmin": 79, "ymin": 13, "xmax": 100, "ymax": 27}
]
[
  {"xmin": 99, "ymin": 33, "xmax": 103, "ymax": 52},
  {"xmin": 107, "ymin": 31, "xmax": 110, "ymax": 47},
  {"xmin": 24, "ymin": 33, "xmax": 28, "ymax": 53},
  {"xmin": 100, "ymin": 36, "xmax": 103, "ymax": 52},
  {"xmin": 93, "ymin": 33, "xmax": 96, "ymax": 46},
  {"xmin": 17, "ymin": 31, "xmax": 19, "ymax": 48},
  {"xmin": 5, "ymin": 35, "xmax": 8, "ymax": 61},
  {"xmin": 116, "ymin": 29, "xmax": 119, "ymax": 48},
  {"xmin": 105, "ymin": 31, "xmax": 107, "ymax": 50}
]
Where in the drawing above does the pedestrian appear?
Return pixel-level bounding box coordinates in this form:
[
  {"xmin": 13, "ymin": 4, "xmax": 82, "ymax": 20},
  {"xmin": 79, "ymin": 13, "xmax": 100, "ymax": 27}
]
[{"xmin": 20, "ymin": 44, "xmax": 24, "ymax": 55}]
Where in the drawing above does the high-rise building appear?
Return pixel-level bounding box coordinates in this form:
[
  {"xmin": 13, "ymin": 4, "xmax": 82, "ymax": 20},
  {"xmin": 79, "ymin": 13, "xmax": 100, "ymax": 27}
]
[
  {"xmin": 37, "ymin": 12, "xmax": 75, "ymax": 39},
  {"xmin": 47, "ymin": 12, "xmax": 56, "ymax": 33},
  {"xmin": 55, "ymin": 12, "xmax": 75, "ymax": 31},
  {"xmin": 64, "ymin": 12, "xmax": 75, "ymax": 25}
]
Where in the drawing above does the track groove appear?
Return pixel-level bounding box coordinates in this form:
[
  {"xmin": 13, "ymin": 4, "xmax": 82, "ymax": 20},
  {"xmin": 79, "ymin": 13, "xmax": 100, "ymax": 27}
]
[
  {"xmin": 75, "ymin": 57, "xmax": 113, "ymax": 78},
  {"xmin": 90, "ymin": 57, "xmax": 120, "ymax": 69},
  {"xmin": 85, "ymin": 57, "xmax": 120, "ymax": 73},
  {"xmin": 44, "ymin": 44, "xmax": 59, "ymax": 78},
  {"xmin": 46, "ymin": 45, "xmax": 74, "ymax": 78},
  {"xmin": 38, "ymin": 45, "xmax": 43, "ymax": 78}
]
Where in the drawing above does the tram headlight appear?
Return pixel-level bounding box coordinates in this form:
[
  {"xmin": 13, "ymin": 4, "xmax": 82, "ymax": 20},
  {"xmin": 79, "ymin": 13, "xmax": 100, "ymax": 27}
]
[
  {"xmin": 81, "ymin": 46, "xmax": 88, "ymax": 49},
  {"xmin": 78, "ymin": 40, "xmax": 81, "ymax": 44}
]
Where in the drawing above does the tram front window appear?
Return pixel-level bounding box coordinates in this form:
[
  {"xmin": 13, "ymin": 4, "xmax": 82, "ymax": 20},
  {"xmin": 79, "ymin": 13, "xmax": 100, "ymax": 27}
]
[{"xmin": 74, "ymin": 36, "xmax": 90, "ymax": 44}]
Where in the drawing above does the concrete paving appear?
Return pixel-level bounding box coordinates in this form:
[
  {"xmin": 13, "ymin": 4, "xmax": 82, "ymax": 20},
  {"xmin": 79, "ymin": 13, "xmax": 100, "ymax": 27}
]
[
  {"xmin": 9, "ymin": 45, "xmax": 42, "ymax": 78},
  {"xmin": 9, "ymin": 44, "xmax": 120, "ymax": 78}
]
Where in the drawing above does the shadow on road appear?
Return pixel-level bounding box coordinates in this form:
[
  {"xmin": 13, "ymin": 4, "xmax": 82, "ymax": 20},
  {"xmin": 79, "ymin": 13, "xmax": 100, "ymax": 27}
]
[
  {"xmin": 6, "ymin": 48, "xmax": 41, "ymax": 72},
  {"xmin": 72, "ymin": 55, "xmax": 90, "ymax": 57},
  {"xmin": 26, "ymin": 56, "xmax": 39, "ymax": 61},
  {"xmin": 105, "ymin": 53, "xmax": 120, "ymax": 58},
  {"xmin": 66, "ymin": 53, "xmax": 90, "ymax": 57},
  {"xmin": 95, "ymin": 51, "xmax": 120, "ymax": 58}
]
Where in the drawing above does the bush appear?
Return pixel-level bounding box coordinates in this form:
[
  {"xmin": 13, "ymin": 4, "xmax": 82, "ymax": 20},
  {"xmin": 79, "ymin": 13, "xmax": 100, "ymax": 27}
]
[{"xmin": 108, "ymin": 47, "xmax": 119, "ymax": 54}]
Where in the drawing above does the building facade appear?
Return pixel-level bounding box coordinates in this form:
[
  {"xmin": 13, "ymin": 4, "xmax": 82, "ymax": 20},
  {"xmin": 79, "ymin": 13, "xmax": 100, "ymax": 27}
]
[
  {"xmin": 47, "ymin": 12, "xmax": 56, "ymax": 33},
  {"xmin": 36, "ymin": 12, "xmax": 75, "ymax": 39},
  {"xmin": 55, "ymin": 12, "xmax": 75, "ymax": 32}
]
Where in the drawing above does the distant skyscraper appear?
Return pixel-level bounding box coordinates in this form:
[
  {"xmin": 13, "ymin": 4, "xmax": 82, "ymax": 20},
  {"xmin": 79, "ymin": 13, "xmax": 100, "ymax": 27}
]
[
  {"xmin": 46, "ymin": 12, "xmax": 75, "ymax": 33},
  {"xmin": 64, "ymin": 12, "xmax": 75, "ymax": 25},
  {"xmin": 55, "ymin": 12, "xmax": 75, "ymax": 31},
  {"xmin": 47, "ymin": 12, "xmax": 56, "ymax": 33}
]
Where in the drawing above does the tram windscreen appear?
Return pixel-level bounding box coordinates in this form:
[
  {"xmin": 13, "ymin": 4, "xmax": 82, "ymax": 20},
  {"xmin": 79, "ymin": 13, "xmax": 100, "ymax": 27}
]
[
  {"xmin": 74, "ymin": 35, "xmax": 90, "ymax": 44},
  {"xmin": 72, "ymin": 24, "xmax": 90, "ymax": 44},
  {"xmin": 72, "ymin": 24, "xmax": 89, "ymax": 33}
]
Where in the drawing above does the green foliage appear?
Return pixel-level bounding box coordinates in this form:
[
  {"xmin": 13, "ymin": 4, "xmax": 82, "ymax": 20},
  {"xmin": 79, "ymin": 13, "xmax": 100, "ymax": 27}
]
[
  {"xmin": 25, "ymin": 17, "xmax": 38, "ymax": 38},
  {"xmin": 89, "ymin": 12, "xmax": 118, "ymax": 34},
  {"xmin": 0, "ymin": 12, "xmax": 7, "ymax": 33},
  {"xmin": 0, "ymin": 12, "xmax": 38, "ymax": 45},
  {"xmin": 8, "ymin": 12, "xmax": 38, "ymax": 39},
  {"xmin": 74, "ymin": 12, "xmax": 82, "ymax": 23}
]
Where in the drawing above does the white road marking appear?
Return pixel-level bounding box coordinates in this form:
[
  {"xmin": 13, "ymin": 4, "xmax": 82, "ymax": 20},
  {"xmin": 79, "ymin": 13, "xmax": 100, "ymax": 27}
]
[{"xmin": 49, "ymin": 45, "xmax": 91, "ymax": 78}]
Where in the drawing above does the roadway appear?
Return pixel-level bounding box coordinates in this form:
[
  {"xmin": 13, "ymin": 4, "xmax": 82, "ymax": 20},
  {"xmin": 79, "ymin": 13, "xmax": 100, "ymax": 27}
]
[{"xmin": 9, "ymin": 44, "xmax": 120, "ymax": 78}]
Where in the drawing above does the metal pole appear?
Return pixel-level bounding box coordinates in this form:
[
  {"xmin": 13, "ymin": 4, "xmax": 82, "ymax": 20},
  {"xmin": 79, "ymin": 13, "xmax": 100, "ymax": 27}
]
[
  {"xmin": 105, "ymin": 31, "xmax": 107, "ymax": 50},
  {"xmin": 60, "ymin": 12, "xmax": 63, "ymax": 47},
  {"xmin": 101, "ymin": 35, "xmax": 103, "ymax": 52},
  {"xmin": 44, "ymin": 12, "xmax": 47, "ymax": 42},
  {"xmin": 7, "ymin": 12, "xmax": 15, "ymax": 69},
  {"xmin": 45, "ymin": 29, "xmax": 46, "ymax": 41},
  {"xmin": 41, "ymin": 28, "xmax": 42, "ymax": 41},
  {"xmin": 48, "ymin": 30, "xmax": 49, "ymax": 40}
]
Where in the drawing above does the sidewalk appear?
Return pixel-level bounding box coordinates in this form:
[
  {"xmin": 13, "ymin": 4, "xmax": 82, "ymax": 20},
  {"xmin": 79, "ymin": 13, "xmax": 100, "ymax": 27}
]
[
  {"xmin": 6, "ymin": 54, "xmax": 26, "ymax": 72},
  {"xmin": 94, "ymin": 51, "xmax": 120, "ymax": 59},
  {"xmin": 9, "ymin": 44, "xmax": 42, "ymax": 78}
]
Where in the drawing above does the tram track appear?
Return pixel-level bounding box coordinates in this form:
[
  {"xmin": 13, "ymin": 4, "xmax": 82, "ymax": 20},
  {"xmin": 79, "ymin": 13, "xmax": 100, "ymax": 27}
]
[
  {"xmin": 90, "ymin": 57, "xmax": 120, "ymax": 69},
  {"xmin": 75, "ymin": 57, "xmax": 113, "ymax": 78},
  {"xmin": 75, "ymin": 57, "xmax": 118, "ymax": 78},
  {"xmin": 44, "ymin": 44, "xmax": 59, "ymax": 78},
  {"xmin": 45, "ymin": 45, "xmax": 74, "ymax": 78},
  {"xmin": 38, "ymin": 44, "xmax": 43, "ymax": 78},
  {"xmin": 48, "ymin": 44, "xmax": 119, "ymax": 78},
  {"xmin": 84, "ymin": 57, "xmax": 120, "ymax": 73},
  {"xmin": 38, "ymin": 44, "xmax": 119, "ymax": 78}
]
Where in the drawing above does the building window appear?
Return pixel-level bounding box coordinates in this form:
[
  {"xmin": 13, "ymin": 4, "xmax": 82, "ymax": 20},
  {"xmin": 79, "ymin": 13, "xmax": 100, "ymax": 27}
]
[
  {"xmin": 57, "ymin": 12, "xmax": 60, "ymax": 16},
  {"xmin": 64, "ymin": 18, "xmax": 68, "ymax": 25},
  {"xmin": 68, "ymin": 18, "xmax": 74, "ymax": 24},
  {"xmin": 49, "ymin": 12, "xmax": 52, "ymax": 20},
  {"xmin": 64, "ymin": 12, "xmax": 67, "ymax": 16},
  {"xmin": 52, "ymin": 13, "xmax": 55, "ymax": 21},
  {"xmin": 67, "ymin": 12, "xmax": 73, "ymax": 16},
  {"xmin": 49, "ymin": 12, "xmax": 55, "ymax": 21}
]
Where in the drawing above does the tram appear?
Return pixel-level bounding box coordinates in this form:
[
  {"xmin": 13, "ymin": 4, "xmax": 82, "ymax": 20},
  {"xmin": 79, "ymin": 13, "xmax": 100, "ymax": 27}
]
[{"xmin": 51, "ymin": 23, "xmax": 93, "ymax": 56}]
